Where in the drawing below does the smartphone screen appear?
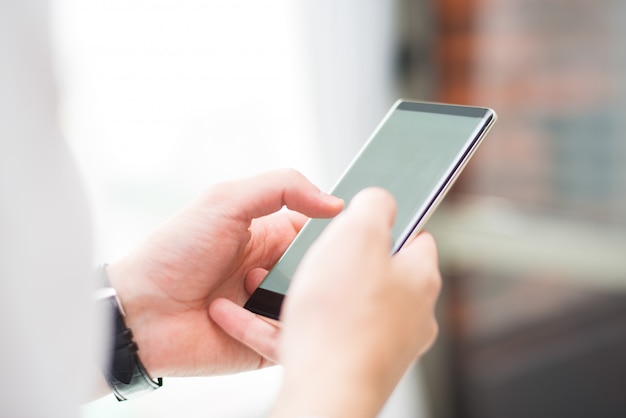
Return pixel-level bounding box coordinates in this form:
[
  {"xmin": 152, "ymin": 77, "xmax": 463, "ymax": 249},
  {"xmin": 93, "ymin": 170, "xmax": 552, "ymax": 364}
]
[{"xmin": 245, "ymin": 100, "xmax": 496, "ymax": 319}]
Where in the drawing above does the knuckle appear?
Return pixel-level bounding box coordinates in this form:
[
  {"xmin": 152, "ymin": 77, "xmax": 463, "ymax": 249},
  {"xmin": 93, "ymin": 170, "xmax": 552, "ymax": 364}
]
[
  {"xmin": 204, "ymin": 181, "xmax": 232, "ymax": 200},
  {"xmin": 426, "ymin": 269, "xmax": 442, "ymax": 297},
  {"xmin": 419, "ymin": 232, "xmax": 439, "ymax": 260},
  {"xmin": 276, "ymin": 167, "xmax": 304, "ymax": 181},
  {"xmin": 429, "ymin": 318, "xmax": 440, "ymax": 342}
]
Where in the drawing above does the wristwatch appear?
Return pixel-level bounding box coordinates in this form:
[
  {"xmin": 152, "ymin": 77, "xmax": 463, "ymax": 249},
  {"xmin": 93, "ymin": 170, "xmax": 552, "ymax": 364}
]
[{"xmin": 95, "ymin": 265, "xmax": 163, "ymax": 401}]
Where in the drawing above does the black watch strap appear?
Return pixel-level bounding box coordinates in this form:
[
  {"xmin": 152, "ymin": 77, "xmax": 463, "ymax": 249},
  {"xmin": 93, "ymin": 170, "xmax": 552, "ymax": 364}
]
[{"xmin": 96, "ymin": 265, "xmax": 163, "ymax": 401}]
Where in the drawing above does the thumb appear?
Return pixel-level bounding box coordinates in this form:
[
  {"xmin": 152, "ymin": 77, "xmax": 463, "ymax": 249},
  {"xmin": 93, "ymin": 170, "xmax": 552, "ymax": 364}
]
[{"xmin": 209, "ymin": 298, "xmax": 280, "ymax": 365}]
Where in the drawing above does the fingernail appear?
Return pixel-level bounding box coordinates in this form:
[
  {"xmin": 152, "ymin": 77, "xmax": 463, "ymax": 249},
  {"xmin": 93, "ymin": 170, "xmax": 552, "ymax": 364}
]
[{"xmin": 321, "ymin": 191, "xmax": 343, "ymax": 205}]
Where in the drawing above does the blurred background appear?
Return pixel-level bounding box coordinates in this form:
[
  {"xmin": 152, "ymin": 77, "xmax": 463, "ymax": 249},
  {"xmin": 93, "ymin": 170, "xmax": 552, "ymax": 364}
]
[{"xmin": 51, "ymin": 0, "xmax": 626, "ymax": 417}]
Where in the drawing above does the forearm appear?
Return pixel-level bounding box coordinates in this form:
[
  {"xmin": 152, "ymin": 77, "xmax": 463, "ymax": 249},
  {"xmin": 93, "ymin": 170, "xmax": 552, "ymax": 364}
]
[
  {"xmin": 271, "ymin": 355, "xmax": 398, "ymax": 418},
  {"xmin": 272, "ymin": 379, "xmax": 384, "ymax": 418}
]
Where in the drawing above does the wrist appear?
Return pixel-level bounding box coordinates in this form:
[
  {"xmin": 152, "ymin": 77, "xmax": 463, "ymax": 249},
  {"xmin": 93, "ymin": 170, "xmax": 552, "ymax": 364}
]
[
  {"xmin": 105, "ymin": 260, "xmax": 162, "ymax": 376},
  {"xmin": 97, "ymin": 264, "xmax": 163, "ymax": 400},
  {"xmin": 273, "ymin": 360, "xmax": 386, "ymax": 418}
]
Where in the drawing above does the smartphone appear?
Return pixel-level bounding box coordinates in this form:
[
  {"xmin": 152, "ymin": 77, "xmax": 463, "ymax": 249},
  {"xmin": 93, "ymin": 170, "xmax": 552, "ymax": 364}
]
[{"xmin": 244, "ymin": 100, "xmax": 496, "ymax": 320}]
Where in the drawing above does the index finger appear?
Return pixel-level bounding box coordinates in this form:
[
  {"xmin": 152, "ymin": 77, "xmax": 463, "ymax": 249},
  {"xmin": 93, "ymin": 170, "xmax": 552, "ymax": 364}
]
[
  {"xmin": 392, "ymin": 231, "xmax": 441, "ymax": 295},
  {"xmin": 308, "ymin": 187, "xmax": 398, "ymax": 257},
  {"xmin": 205, "ymin": 169, "xmax": 344, "ymax": 221}
]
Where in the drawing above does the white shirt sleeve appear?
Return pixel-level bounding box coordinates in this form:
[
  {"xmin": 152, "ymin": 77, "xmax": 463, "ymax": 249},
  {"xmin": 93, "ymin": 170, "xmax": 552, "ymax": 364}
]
[{"xmin": 0, "ymin": 1, "xmax": 98, "ymax": 415}]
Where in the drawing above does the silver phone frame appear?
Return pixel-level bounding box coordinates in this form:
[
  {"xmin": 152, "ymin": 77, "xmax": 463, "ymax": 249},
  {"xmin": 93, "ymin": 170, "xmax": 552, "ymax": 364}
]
[{"xmin": 390, "ymin": 100, "xmax": 497, "ymax": 252}]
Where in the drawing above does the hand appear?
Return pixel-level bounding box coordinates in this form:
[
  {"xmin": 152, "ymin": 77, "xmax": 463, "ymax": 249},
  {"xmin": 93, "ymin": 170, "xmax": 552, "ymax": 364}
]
[
  {"xmin": 106, "ymin": 169, "xmax": 343, "ymax": 378},
  {"xmin": 215, "ymin": 188, "xmax": 441, "ymax": 417}
]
